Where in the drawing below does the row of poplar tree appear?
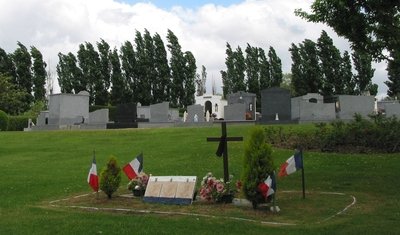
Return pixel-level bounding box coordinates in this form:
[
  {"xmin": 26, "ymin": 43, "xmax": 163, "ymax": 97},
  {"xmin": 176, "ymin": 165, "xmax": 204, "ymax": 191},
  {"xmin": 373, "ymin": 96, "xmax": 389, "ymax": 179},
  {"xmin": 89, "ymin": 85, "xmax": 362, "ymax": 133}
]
[
  {"xmin": 57, "ymin": 29, "xmax": 196, "ymax": 108},
  {"xmin": 220, "ymin": 30, "xmax": 377, "ymax": 102},
  {"xmin": 0, "ymin": 43, "xmax": 47, "ymax": 115}
]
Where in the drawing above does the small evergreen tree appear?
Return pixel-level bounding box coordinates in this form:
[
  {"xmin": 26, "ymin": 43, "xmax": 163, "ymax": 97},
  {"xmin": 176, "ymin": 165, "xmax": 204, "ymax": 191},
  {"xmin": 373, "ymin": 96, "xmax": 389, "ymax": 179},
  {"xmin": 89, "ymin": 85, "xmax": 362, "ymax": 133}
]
[
  {"xmin": 241, "ymin": 127, "xmax": 275, "ymax": 209},
  {"xmin": 100, "ymin": 156, "xmax": 121, "ymax": 199}
]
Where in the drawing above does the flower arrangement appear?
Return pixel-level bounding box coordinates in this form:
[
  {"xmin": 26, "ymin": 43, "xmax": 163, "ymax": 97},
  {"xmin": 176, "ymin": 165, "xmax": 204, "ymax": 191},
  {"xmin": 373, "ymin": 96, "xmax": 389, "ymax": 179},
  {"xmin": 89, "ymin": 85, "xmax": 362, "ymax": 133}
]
[
  {"xmin": 127, "ymin": 172, "xmax": 149, "ymax": 195},
  {"xmin": 199, "ymin": 172, "xmax": 236, "ymax": 203}
]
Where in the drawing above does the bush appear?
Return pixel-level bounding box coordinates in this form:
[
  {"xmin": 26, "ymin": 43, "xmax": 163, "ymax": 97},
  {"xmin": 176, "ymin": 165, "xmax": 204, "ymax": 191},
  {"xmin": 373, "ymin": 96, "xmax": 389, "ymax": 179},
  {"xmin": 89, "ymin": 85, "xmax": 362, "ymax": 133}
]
[
  {"xmin": 7, "ymin": 116, "xmax": 34, "ymax": 131},
  {"xmin": 265, "ymin": 114, "xmax": 400, "ymax": 153},
  {"xmin": 100, "ymin": 156, "xmax": 122, "ymax": 199},
  {"xmin": 241, "ymin": 127, "xmax": 275, "ymax": 209},
  {"xmin": 0, "ymin": 110, "xmax": 9, "ymax": 131}
]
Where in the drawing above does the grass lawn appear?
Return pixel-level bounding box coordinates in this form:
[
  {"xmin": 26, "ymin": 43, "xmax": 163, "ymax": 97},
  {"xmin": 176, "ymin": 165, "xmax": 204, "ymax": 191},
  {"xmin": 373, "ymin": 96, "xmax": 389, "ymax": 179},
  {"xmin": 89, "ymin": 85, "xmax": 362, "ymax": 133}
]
[{"xmin": 0, "ymin": 124, "xmax": 399, "ymax": 234}]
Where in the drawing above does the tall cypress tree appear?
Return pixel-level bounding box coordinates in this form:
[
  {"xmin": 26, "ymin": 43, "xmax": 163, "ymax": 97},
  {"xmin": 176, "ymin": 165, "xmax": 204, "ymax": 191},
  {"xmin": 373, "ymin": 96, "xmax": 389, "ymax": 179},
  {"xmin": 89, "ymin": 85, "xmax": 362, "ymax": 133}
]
[
  {"xmin": 183, "ymin": 51, "xmax": 196, "ymax": 107},
  {"xmin": 143, "ymin": 29, "xmax": 156, "ymax": 105},
  {"xmin": 12, "ymin": 42, "xmax": 33, "ymax": 104},
  {"xmin": 233, "ymin": 46, "xmax": 246, "ymax": 92},
  {"xmin": 268, "ymin": 46, "xmax": 282, "ymax": 87},
  {"xmin": 153, "ymin": 33, "xmax": 170, "ymax": 103},
  {"xmin": 317, "ymin": 30, "xmax": 343, "ymax": 96},
  {"xmin": 352, "ymin": 49, "xmax": 376, "ymax": 95},
  {"xmin": 258, "ymin": 48, "xmax": 270, "ymax": 91},
  {"xmin": 245, "ymin": 44, "xmax": 260, "ymax": 98},
  {"xmin": 120, "ymin": 41, "xmax": 136, "ymax": 103},
  {"xmin": 167, "ymin": 29, "xmax": 186, "ymax": 108},
  {"xmin": 96, "ymin": 39, "xmax": 111, "ymax": 105},
  {"xmin": 30, "ymin": 46, "xmax": 47, "ymax": 102},
  {"xmin": 110, "ymin": 48, "xmax": 126, "ymax": 105},
  {"xmin": 289, "ymin": 43, "xmax": 307, "ymax": 96},
  {"xmin": 221, "ymin": 43, "xmax": 235, "ymax": 98},
  {"xmin": 0, "ymin": 48, "xmax": 16, "ymax": 79},
  {"xmin": 341, "ymin": 51, "xmax": 356, "ymax": 95},
  {"xmin": 385, "ymin": 50, "xmax": 400, "ymax": 99},
  {"xmin": 300, "ymin": 39, "xmax": 321, "ymax": 94}
]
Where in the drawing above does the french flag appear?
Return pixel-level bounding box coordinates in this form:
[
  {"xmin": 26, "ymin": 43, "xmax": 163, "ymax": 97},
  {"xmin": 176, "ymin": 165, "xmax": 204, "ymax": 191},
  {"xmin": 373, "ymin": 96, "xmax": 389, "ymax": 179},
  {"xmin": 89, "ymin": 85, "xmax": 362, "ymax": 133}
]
[
  {"xmin": 123, "ymin": 153, "xmax": 143, "ymax": 180},
  {"xmin": 87, "ymin": 156, "xmax": 99, "ymax": 192},
  {"xmin": 278, "ymin": 151, "xmax": 303, "ymax": 177},
  {"xmin": 258, "ymin": 174, "xmax": 276, "ymax": 198}
]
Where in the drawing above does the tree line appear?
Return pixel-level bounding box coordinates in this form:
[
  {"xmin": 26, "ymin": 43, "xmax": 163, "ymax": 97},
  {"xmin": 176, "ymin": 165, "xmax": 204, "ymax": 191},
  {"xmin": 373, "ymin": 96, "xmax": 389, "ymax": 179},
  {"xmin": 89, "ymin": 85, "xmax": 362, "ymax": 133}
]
[
  {"xmin": 221, "ymin": 43, "xmax": 282, "ymax": 100},
  {"xmin": 57, "ymin": 29, "xmax": 196, "ymax": 108},
  {"xmin": 0, "ymin": 42, "xmax": 47, "ymax": 115},
  {"xmin": 290, "ymin": 30, "xmax": 377, "ymax": 97}
]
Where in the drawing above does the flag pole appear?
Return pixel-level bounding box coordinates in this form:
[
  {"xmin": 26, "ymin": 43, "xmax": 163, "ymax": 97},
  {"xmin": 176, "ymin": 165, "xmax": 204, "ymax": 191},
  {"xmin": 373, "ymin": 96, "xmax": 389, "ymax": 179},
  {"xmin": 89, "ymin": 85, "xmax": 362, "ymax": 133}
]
[
  {"xmin": 300, "ymin": 148, "xmax": 305, "ymax": 199},
  {"xmin": 94, "ymin": 149, "xmax": 99, "ymax": 199}
]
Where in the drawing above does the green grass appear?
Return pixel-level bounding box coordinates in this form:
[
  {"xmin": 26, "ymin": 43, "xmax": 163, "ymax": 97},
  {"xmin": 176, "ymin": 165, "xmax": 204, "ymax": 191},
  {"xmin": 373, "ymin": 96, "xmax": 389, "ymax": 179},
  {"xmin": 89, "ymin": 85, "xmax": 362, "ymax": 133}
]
[{"xmin": 0, "ymin": 124, "xmax": 399, "ymax": 234}]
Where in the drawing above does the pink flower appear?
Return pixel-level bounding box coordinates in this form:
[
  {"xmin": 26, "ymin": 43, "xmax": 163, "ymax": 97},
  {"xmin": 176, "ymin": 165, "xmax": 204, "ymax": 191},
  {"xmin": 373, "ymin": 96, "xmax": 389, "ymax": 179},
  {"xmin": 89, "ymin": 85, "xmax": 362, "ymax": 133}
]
[{"xmin": 216, "ymin": 182, "xmax": 225, "ymax": 192}]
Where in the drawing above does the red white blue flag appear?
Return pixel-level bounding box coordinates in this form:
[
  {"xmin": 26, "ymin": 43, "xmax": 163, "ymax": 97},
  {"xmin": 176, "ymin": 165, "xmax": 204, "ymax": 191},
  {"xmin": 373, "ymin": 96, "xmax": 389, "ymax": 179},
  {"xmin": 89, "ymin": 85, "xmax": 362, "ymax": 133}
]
[
  {"xmin": 258, "ymin": 174, "xmax": 276, "ymax": 198},
  {"xmin": 87, "ymin": 155, "xmax": 99, "ymax": 192},
  {"xmin": 123, "ymin": 153, "xmax": 143, "ymax": 180},
  {"xmin": 278, "ymin": 151, "xmax": 303, "ymax": 177}
]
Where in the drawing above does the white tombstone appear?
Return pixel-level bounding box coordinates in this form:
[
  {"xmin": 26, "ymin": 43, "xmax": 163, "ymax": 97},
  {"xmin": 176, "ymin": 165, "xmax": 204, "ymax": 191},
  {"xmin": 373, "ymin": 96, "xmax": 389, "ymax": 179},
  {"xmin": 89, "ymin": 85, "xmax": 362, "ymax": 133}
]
[
  {"xmin": 205, "ymin": 110, "xmax": 210, "ymax": 122},
  {"xmin": 194, "ymin": 114, "xmax": 198, "ymax": 122},
  {"xmin": 183, "ymin": 111, "xmax": 188, "ymax": 122}
]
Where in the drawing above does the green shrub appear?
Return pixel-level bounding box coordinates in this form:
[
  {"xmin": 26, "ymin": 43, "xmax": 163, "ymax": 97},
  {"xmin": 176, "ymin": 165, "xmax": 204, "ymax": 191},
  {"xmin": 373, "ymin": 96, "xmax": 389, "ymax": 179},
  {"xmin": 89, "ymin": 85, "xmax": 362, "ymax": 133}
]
[
  {"xmin": 7, "ymin": 116, "xmax": 34, "ymax": 131},
  {"xmin": 0, "ymin": 110, "xmax": 9, "ymax": 131},
  {"xmin": 241, "ymin": 127, "xmax": 275, "ymax": 209},
  {"xmin": 266, "ymin": 114, "xmax": 400, "ymax": 153},
  {"xmin": 100, "ymin": 156, "xmax": 121, "ymax": 199}
]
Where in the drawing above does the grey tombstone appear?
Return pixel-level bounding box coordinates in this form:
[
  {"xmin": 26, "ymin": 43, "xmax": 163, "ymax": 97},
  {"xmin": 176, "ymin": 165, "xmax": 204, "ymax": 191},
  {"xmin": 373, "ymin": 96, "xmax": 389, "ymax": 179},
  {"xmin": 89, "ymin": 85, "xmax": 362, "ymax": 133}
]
[
  {"xmin": 224, "ymin": 103, "xmax": 246, "ymax": 120},
  {"xmin": 226, "ymin": 91, "xmax": 256, "ymax": 120},
  {"xmin": 48, "ymin": 91, "xmax": 90, "ymax": 126},
  {"xmin": 261, "ymin": 87, "xmax": 291, "ymax": 122},
  {"xmin": 150, "ymin": 102, "xmax": 169, "ymax": 122},
  {"xmin": 326, "ymin": 95, "xmax": 375, "ymax": 120},
  {"xmin": 187, "ymin": 104, "xmax": 204, "ymax": 122},
  {"xmin": 291, "ymin": 93, "xmax": 336, "ymax": 123},
  {"xmin": 384, "ymin": 103, "xmax": 400, "ymax": 118},
  {"xmin": 89, "ymin": 109, "xmax": 109, "ymax": 124}
]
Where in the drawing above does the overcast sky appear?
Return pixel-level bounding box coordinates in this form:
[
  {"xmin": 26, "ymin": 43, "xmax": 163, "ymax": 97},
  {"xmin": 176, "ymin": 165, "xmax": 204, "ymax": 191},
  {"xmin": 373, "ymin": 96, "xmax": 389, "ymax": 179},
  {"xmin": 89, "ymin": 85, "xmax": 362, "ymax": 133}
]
[{"xmin": 0, "ymin": 0, "xmax": 388, "ymax": 98}]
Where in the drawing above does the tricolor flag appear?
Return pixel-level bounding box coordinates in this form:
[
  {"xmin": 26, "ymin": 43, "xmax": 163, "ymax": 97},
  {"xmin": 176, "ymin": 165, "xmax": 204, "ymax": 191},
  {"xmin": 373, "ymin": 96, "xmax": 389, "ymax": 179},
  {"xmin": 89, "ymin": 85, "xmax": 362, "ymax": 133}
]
[
  {"xmin": 123, "ymin": 153, "xmax": 143, "ymax": 180},
  {"xmin": 258, "ymin": 174, "xmax": 276, "ymax": 199},
  {"xmin": 87, "ymin": 155, "xmax": 99, "ymax": 192},
  {"xmin": 278, "ymin": 151, "xmax": 303, "ymax": 177}
]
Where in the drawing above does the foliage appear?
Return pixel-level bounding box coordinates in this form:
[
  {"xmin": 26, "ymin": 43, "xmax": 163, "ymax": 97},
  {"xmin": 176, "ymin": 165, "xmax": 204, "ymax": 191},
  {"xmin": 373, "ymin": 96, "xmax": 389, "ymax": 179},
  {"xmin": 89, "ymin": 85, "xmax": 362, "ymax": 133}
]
[
  {"xmin": 7, "ymin": 116, "xmax": 34, "ymax": 131},
  {"xmin": 0, "ymin": 110, "xmax": 9, "ymax": 131},
  {"xmin": 241, "ymin": 127, "xmax": 275, "ymax": 208},
  {"xmin": 295, "ymin": 0, "xmax": 400, "ymax": 62},
  {"xmin": 222, "ymin": 43, "xmax": 283, "ymax": 99},
  {"xmin": 352, "ymin": 50, "xmax": 376, "ymax": 95},
  {"xmin": 127, "ymin": 172, "xmax": 149, "ymax": 192},
  {"xmin": 385, "ymin": 50, "xmax": 400, "ymax": 99},
  {"xmin": 30, "ymin": 46, "xmax": 47, "ymax": 102},
  {"xmin": 0, "ymin": 75, "xmax": 31, "ymax": 115},
  {"xmin": 265, "ymin": 114, "xmax": 400, "ymax": 153},
  {"xmin": 100, "ymin": 156, "xmax": 122, "ymax": 199},
  {"xmin": 198, "ymin": 172, "xmax": 237, "ymax": 203}
]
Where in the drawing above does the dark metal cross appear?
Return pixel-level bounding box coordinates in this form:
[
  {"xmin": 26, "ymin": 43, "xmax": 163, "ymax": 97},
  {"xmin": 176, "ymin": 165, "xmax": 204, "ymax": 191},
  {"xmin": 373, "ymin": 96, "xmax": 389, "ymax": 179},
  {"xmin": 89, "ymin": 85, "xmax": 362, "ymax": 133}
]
[{"xmin": 207, "ymin": 122, "xmax": 243, "ymax": 183}]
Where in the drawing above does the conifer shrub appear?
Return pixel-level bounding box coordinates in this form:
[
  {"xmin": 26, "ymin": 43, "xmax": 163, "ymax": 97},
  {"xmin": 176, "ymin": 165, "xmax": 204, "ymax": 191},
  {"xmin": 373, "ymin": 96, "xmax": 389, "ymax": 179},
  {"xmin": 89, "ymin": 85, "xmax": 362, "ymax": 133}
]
[
  {"xmin": 241, "ymin": 127, "xmax": 275, "ymax": 209},
  {"xmin": 0, "ymin": 110, "xmax": 9, "ymax": 131},
  {"xmin": 100, "ymin": 156, "xmax": 121, "ymax": 199}
]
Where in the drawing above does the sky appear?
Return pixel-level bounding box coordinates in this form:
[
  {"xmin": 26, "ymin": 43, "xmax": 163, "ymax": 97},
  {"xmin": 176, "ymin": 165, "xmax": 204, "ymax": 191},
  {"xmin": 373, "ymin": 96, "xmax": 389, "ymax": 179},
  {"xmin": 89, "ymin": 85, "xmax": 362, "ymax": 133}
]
[{"xmin": 0, "ymin": 0, "xmax": 388, "ymax": 98}]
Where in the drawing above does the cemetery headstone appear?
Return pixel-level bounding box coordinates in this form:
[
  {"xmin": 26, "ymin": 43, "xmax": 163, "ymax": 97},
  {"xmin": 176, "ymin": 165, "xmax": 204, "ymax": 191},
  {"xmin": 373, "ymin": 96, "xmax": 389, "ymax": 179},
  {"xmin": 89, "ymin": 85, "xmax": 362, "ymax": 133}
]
[
  {"xmin": 150, "ymin": 102, "xmax": 169, "ymax": 122},
  {"xmin": 224, "ymin": 103, "xmax": 246, "ymax": 120},
  {"xmin": 143, "ymin": 176, "xmax": 197, "ymax": 205},
  {"xmin": 226, "ymin": 91, "xmax": 256, "ymax": 120},
  {"xmin": 261, "ymin": 87, "xmax": 291, "ymax": 123},
  {"xmin": 187, "ymin": 104, "xmax": 204, "ymax": 122}
]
